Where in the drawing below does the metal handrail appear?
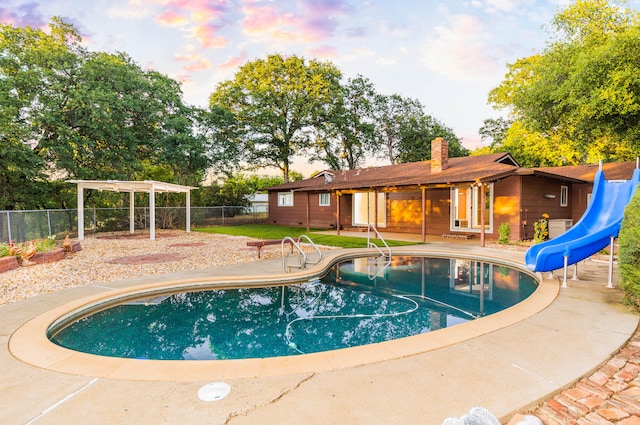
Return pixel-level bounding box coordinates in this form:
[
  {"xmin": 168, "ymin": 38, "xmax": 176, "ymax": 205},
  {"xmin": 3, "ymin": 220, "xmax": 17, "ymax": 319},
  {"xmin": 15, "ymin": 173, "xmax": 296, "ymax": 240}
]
[
  {"xmin": 282, "ymin": 236, "xmax": 307, "ymax": 273},
  {"xmin": 367, "ymin": 225, "xmax": 391, "ymax": 259},
  {"xmin": 297, "ymin": 234, "xmax": 323, "ymax": 265},
  {"xmin": 367, "ymin": 255, "xmax": 391, "ymax": 280}
]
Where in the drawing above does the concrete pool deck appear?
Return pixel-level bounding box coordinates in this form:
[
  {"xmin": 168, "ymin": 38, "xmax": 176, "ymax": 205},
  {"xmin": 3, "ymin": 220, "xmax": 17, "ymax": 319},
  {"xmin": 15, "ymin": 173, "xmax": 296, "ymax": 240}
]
[{"xmin": 2, "ymin": 241, "xmax": 638, "ymax": 424}]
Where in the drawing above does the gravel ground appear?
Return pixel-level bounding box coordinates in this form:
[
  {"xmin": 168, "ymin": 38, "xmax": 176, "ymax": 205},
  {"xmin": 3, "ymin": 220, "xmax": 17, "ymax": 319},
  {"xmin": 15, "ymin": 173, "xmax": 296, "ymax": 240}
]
[{"xmin": 0, "ymin": 231, "xmax": 281, "ymax": 307}]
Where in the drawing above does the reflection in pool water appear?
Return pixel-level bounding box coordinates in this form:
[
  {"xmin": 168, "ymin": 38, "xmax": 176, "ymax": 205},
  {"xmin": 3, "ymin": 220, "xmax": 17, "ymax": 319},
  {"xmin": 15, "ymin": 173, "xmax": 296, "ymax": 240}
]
[{"xmin": 50, "ymin": 256, "xmax": 537, "ymax": 360}]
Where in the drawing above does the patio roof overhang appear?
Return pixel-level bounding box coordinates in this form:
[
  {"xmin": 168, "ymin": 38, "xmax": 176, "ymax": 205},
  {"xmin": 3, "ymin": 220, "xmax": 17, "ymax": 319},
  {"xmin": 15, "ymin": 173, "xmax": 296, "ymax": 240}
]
[{"xmin": 67, "ymin": 180, "xmax": 197, "ymax": 241}]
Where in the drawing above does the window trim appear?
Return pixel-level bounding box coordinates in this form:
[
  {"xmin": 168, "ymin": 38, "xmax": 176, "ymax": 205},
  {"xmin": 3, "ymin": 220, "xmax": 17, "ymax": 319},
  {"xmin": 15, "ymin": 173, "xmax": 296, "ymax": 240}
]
[
  {"xmin": 277, "ymin": 191, "xmax": 294, "ymax": 207},
  {"xmin": 319, "ymin": 192, "xmax": 330, "ymax": 206},
  {"xmin": 560, "ymin": 185, "xmax": 568, "ymax": 207},
  {"xmin": 450, "ymin": 183, "xmax": 494, "ymax": 233},
  {"xmin": 352, "ymin": 192, "xmax": 386, "ymax": 227}
]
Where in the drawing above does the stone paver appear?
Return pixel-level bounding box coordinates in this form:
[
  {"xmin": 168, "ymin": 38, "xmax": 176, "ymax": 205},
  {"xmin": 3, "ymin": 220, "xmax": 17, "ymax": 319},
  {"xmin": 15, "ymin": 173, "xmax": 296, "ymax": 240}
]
[{"xmin": 532, "ymin": 332, "xmax": 640, "ymax": 424}]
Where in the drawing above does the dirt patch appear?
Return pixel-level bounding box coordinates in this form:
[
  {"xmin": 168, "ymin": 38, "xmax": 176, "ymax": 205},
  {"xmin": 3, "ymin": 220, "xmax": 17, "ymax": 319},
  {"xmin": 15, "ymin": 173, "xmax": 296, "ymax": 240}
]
[{"xmin": 109, "ymin": 253, "xmax": 188, "ymax": 265}]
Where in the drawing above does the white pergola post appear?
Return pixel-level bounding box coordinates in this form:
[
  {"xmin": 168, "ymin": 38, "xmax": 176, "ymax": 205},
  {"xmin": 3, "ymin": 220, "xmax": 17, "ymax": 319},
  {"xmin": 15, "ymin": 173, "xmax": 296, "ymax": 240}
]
[
  {"xmin": 77, "ymin": 184, "xmax": 85, "ymax": 240},
  {"xmin": 186, "ymin": 190, "xmax": 191, "ymax": 233},
  {"xmin": 129, "ymin": 191, "xmax": 135, "ymax": 235},
  {"xmin": 149, "ymin": 185, "xmax": 156, "ymax": 241}
]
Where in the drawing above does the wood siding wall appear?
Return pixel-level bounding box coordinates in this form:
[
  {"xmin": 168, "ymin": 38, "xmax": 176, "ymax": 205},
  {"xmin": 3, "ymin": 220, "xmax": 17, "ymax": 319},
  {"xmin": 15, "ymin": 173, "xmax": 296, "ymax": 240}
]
[
  {"xmin": 570, "ymin": 183, "xmax": 592, "ymax": 222},
  {"xmin": 520, "ymin": 176, "xmax": 573, "ymax": 239},
  {"xmin": 385, "ymin": 191, "xmax": 422, "ymax": 233},
  {"xmin": 494, "ymin": 176, "xmax": 523, "ymax": 240},
  {"xmin": 424, "ymin": 189, "xmax": 451, "ymax": 235},
  {"xmin": 268, "ymin": 191, "xmax": 338, "ymax": 228}
]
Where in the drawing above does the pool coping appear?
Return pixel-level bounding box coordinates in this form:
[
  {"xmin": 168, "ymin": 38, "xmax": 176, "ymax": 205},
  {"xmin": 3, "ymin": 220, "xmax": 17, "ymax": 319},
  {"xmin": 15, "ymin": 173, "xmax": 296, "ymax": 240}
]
[{"xmin": 9, "ymin": 247, "xmax": 558, "ymax": 381}]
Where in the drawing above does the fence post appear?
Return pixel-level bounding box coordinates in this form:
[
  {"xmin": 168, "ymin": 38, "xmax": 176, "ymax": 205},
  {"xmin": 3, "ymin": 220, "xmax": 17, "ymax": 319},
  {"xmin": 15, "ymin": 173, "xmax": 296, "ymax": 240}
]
[
  {"xmin": 47, "ymin": 210, "xmax": 52, "ymax": 238},
  {"xmin": 222, "ymin": 206, "xmax": 225, "ymax": 225},
  {"xmin": 6, "ymin": 211, "xmax": 11, "ymax": 242}
]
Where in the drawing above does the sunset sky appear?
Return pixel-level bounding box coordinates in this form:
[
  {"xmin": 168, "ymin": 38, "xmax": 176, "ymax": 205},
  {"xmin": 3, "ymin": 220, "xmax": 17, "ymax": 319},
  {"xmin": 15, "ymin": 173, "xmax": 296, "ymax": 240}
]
[{"xmin": 3, "ymin": 0, "xmax": 639, "ymax": 174}]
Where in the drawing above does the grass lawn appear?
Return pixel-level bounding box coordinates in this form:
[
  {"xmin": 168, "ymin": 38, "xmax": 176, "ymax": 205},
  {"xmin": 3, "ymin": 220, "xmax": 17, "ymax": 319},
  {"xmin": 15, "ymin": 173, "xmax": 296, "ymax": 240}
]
[{"xmin": 195, "ymin": 224, "xmax": 417, "ymax": 249}]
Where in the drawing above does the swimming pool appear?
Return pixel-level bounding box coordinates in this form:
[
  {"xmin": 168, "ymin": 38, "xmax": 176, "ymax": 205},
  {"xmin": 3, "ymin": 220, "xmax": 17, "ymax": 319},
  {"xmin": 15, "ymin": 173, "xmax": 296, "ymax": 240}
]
[{"xmin": 49, "ymin": 255, "xmax": 537, "ymax": 361}]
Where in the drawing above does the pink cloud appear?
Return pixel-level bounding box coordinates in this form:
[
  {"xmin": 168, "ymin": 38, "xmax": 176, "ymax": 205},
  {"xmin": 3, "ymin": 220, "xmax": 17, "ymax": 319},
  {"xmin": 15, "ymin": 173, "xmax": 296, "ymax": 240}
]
[
  {"xmin": 184, "ymin": 58, "xmax": 212, "ymax": 71},
  {"xmin": 308, "ymin": 45, "xmax": 337, "ymax": 59},
  {"xmin": 0, "ymin": 2, "xmax": 52, "ymax": 29},
  {"xmin": 242, "ymin": 3, "xmax": 300, "ymax": 40},
  {"xmin": 220, "ymin": 53, "xmax": 248, "ymax": 70},
  {"xmin": 420, "ymin": 14, "xmax": 500, "ymax": 81},
  {"xmin": 298, "ymin": 0, "xmax": 351, "ymax": 41},
  {"xmin": 157, "ymin": 0, "xmax": 230, "ymax": 21},
  {"xmin": 156, "ymin": 10, "xmax": 189, "ymax": 26},
  {"xmin": 152, "ymin": 0, "xmax": 232, "ymax": 49},
  {"xmin": 193, "ymin": 24, "xmax": 228, "ymax": 48},
  {"xmin": 241, "ymin": 0, "xmax": 352, "ymax": 43}
]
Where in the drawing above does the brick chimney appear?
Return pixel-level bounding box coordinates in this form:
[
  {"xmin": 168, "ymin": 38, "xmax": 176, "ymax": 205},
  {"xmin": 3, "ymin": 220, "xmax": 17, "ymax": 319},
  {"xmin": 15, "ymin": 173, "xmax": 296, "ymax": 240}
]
[{"xmin": 431, "ymin": 137, "xmax": 449, "ymax": 173}]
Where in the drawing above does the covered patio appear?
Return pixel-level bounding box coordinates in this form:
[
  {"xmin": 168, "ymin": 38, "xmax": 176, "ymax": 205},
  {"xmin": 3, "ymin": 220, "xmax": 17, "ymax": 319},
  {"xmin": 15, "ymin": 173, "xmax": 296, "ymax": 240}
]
[{"xmin": 68, "ymin": 180, "xmax": 196, "ymax": 241}]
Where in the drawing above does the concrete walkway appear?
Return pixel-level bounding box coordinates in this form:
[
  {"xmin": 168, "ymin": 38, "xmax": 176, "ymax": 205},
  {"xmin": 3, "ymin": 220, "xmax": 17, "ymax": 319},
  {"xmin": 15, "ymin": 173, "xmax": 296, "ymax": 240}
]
[{"xmin": 1, "ymin": 241, "xmax": 638, "ymax": 425}]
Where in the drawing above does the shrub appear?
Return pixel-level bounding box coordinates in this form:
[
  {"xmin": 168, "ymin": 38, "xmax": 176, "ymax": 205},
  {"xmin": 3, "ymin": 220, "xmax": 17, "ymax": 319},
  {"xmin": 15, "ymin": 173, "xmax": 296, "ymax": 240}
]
[
  {"xmin": 533, "ymin": 213, "xmax": 549, "ymax": 244},
  {"xmin": 498, "ymin": 222, "xmax": 511, "ymax": 244},
  {"xmin": 0, "ymin": 236, "xmax": 57, "ymax": 258},
  {"xmin": 619, "ymin": 189, "xmax": 640, "ymax": 309}
]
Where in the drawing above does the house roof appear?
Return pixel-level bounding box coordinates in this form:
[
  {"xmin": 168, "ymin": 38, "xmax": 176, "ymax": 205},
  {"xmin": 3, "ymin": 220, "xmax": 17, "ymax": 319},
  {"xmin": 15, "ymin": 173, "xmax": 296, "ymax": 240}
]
[
  {"xmin": 532, "ymin": 161, "xmax": 638, "ymax": 183},
  {"xmin": 266, "ymin": 153, "xmax": 592, "ymax": 192}
]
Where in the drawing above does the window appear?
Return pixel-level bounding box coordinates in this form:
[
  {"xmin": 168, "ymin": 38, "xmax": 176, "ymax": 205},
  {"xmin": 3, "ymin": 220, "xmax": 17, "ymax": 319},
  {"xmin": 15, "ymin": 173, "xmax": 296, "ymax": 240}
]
[
  {"xmin": 560, "ymin": 186, "xmax": 568, "ymax": 207},
  {"xmin": 319, "ymin": 193, "xmax": 330, "ymax": 206},
  {"xmin": 352, "ymin": 192, "xmax": 386, "ymax": 227},
  {"xmin": 278, "ymin": 192, "xmax": 293, "ymax": 207},
  {"xmin": 451, "ymin": 184, "xmax": 493, "ymax": 232}
]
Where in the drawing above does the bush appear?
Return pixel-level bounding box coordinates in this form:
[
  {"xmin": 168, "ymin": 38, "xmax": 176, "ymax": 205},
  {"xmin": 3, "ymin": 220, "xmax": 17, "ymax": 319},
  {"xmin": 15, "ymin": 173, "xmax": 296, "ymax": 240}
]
[
  {"xmin": 533, "ymin": 213, "xmax": 549, "ymax": 244},
  {"xmin": 619, "ymin": 189, "xmax": 640, "ymax": 309},
  {"xmin": 498, "ymin": 222, "xmax": 511, "ymax": 244}
]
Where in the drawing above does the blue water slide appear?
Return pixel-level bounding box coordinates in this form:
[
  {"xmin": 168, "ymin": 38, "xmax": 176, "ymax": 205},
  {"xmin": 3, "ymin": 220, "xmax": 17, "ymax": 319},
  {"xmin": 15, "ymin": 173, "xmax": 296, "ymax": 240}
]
[{"xmin": 525, "ymin": 167, "xmax": 640, "ymax": 272}]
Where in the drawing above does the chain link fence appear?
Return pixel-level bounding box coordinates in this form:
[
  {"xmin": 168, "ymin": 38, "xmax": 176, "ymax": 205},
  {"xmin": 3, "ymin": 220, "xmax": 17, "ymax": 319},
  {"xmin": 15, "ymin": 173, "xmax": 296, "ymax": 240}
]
[{"xmin": 0, "ymin": 206, "xmax": 267, "ymax": 243}]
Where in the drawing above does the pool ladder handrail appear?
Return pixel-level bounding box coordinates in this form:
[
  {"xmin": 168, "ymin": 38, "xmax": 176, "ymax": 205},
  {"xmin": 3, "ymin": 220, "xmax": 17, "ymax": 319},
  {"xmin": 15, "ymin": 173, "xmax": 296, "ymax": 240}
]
[
  {"xmin": 367, "ymin": 225, "xmax": 391, "ymax": 259},
  {"xmin": 367, "ymin": 225, "xmax": 391, "ymax": 280},
  {"xmin": 281, "ymin": 235, "xmax": 323, "ymax": 273}
]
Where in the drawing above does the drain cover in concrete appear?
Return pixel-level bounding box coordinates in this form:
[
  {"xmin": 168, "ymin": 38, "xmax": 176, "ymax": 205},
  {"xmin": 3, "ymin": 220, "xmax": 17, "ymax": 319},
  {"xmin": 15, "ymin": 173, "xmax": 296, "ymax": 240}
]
[{"xmin": 198, "ymin": 382, "xmax": 231, "ymax": 401}]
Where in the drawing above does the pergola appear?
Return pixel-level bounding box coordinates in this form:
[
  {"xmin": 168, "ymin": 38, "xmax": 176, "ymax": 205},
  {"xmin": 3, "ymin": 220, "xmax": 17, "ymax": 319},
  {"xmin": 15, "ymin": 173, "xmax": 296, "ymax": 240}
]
[{"xmin": 68, "ymin": 180, "xmax": 196, "ymax": 241}]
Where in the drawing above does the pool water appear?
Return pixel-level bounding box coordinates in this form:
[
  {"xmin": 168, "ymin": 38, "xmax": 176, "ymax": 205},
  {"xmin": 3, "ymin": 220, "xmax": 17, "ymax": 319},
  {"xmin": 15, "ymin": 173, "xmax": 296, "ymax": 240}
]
[{"xmin": 50, "ymin": 256, "xmax": 537, "ymax": 360}]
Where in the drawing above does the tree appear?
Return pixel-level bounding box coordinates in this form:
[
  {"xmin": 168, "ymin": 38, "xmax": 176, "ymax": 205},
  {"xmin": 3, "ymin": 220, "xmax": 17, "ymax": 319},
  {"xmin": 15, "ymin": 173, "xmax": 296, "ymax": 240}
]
[
  {"xmin": 209, "ymin": 54, "xmax": 342, "ymax": 182},
  {"xmin": 309, "ymin": 75, "xmax": 377, "ymax": 170},
  {"xmin": 0, "ymin": 17, "xmax": 79, "ymax": 209},
  {"xmin": 488, "ymin": 0, "xmax": 640, "ymax": 164},
  {"xmin": 195, "ymin": 173, "xmax": 296, "ymax": 207},
  {"xmin": 396, "ymin": 115, "xmax": 467, "ymax": 163},
  {"xmin": 0, "ymin": 18, "xmax": 220, "ymax": 209},
  {"xmin": 370, "ymin": 93, "xmax": 464, "ymax": 164},
  {"xmin": 496, "ymin": 121, "xmax": 582, "ymax": 167},
  {"xmin": 371, "ymin": 94, "xmax": 426, "ymax": 164},
  {"xmin": 479, "ymin": 117, "xmax": 512, "ymax": 148}
]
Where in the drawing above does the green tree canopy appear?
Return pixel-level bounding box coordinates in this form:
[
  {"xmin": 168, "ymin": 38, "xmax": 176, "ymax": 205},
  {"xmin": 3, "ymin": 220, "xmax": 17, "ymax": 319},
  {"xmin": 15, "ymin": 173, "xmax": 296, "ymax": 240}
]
[
  {"xmin": 209, "ymin": 54, "xmax": 342, "ymax": 182},
  {"xmin": 0, "ymin": 18, "xmax": 225, "ymax": 209},
  {"xmin": 371, "ymin": 93, "xmax": 464, "ymax": 164},
  {"xmin": 309, "ymin": 74, "xmax": 377, "ymax": 170},
  {"xmin": 396, "ymin": 115, "xmax": 467, "ymax": 163},
  {"xmin": 488, "ymin": 0, "xmax": 640, "ymax": 165}
]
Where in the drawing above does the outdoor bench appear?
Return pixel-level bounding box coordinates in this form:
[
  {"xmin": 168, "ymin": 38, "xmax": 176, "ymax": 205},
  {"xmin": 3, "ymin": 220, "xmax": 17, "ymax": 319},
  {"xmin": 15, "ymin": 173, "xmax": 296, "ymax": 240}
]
[{"xmin": 246, "ymin": 239, "xmax": 293, "ymax": 258}]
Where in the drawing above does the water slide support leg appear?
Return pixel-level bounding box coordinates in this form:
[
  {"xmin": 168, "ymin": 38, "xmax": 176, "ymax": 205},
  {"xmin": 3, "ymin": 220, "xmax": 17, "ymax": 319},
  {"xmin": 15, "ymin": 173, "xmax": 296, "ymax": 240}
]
[
  {"xmin": 562, "ymin": 256, "xmax": 569, "ymax": 288},
  {"xmin": 607, "ymin": 236, "xmax": 615, "ymax": 289},
  {"xmin": 572, "ymin": 263, "xmax": 578, "ymax": 281}
]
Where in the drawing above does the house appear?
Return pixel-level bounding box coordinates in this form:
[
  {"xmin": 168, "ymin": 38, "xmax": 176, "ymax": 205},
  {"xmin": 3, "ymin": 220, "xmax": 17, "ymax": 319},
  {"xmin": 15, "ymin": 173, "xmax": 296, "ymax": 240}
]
[
  {"xmin": 247, "ymin": 193, "xmax": 269, "ymax": 213},
  {"xmin": 265, "ymin": 138, "xmax": 637, "ymax": 242}
]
